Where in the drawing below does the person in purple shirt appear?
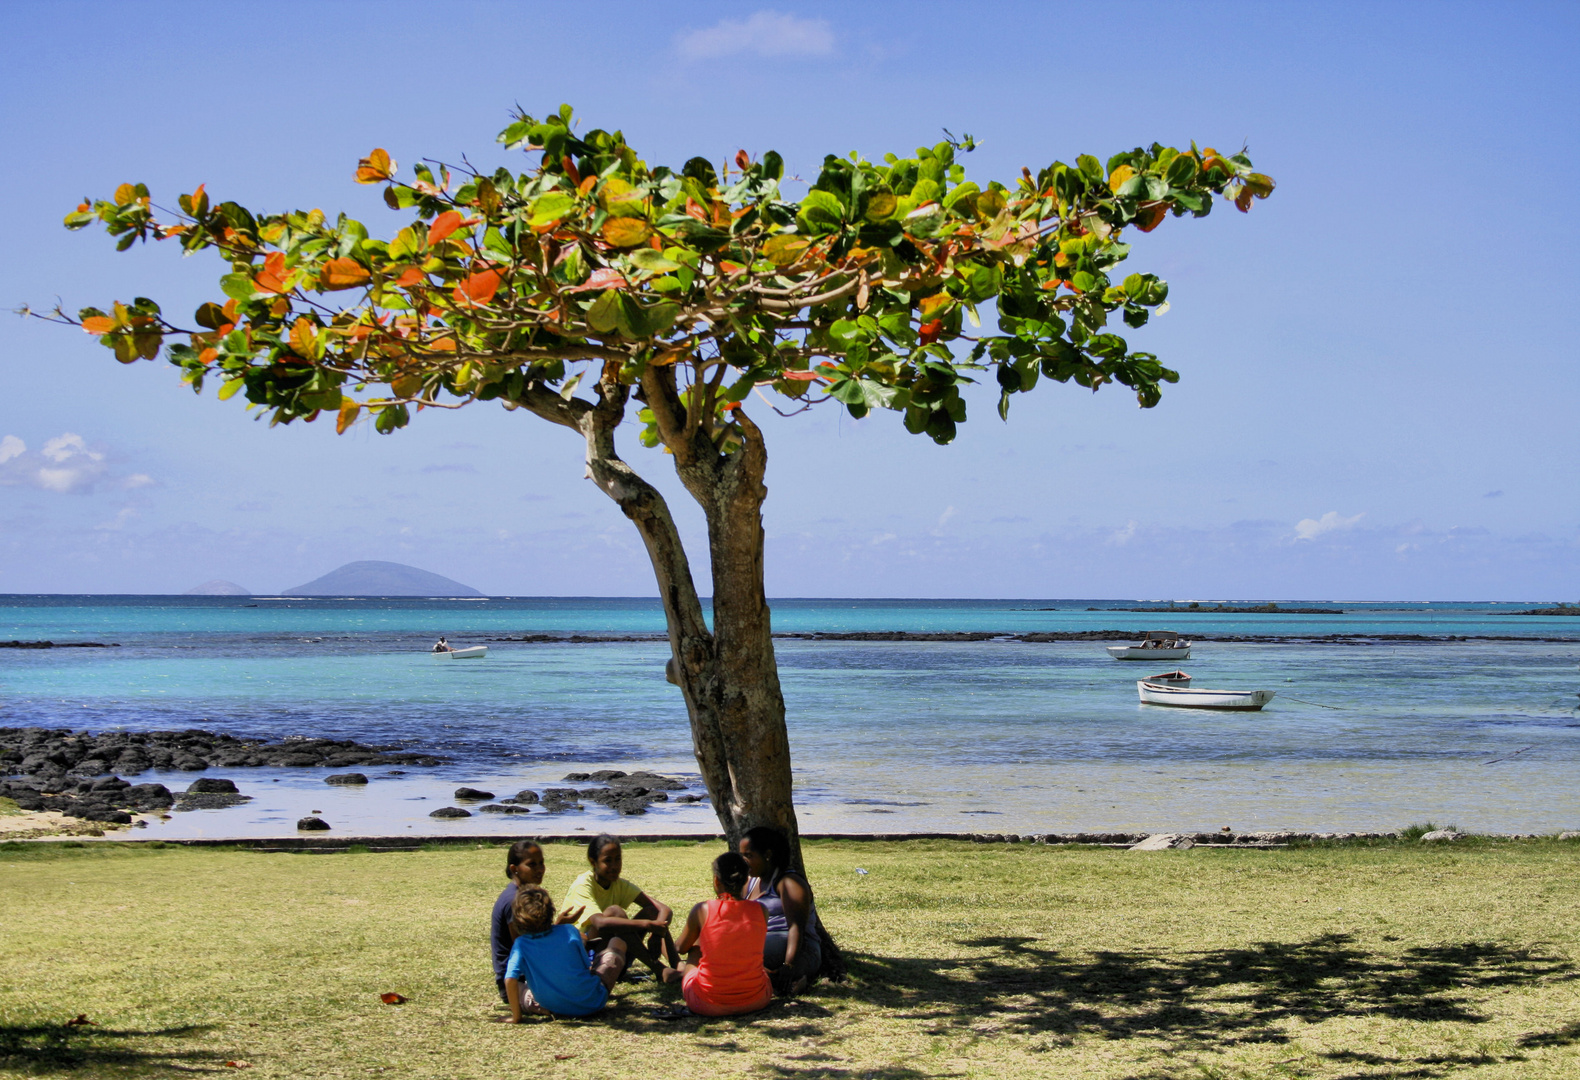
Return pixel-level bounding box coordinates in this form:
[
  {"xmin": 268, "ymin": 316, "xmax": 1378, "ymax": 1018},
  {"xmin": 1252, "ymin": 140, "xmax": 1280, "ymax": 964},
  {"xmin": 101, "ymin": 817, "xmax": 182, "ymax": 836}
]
[
  {"xmin": 503, "ymin": 885, "xmax": 625, "ymax": 1020},
  {"xmin": 490, "ymin": 840, "xmax": 544, "ymax": 1003}
]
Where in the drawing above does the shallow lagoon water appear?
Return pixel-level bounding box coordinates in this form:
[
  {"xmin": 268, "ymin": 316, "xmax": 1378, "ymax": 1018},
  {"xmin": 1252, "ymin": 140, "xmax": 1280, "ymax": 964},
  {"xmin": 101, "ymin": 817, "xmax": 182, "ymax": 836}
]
[{"xmin": 2, "ymin": 597, "xmax": 1577, "ymax": 837}]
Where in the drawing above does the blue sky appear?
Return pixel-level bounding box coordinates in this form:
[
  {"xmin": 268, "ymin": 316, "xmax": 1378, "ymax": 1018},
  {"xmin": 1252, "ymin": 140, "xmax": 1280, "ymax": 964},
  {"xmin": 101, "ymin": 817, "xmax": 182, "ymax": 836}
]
[{"xmin": 1, "ymin": 0, "xmax": 1575, "ymax": 599}]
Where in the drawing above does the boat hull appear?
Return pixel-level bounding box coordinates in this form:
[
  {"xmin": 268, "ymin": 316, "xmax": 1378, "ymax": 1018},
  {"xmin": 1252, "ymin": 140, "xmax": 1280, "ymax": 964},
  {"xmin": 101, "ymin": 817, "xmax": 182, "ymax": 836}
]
[
  {"xmin": 1137, "ymin": 682, "xmax": 1273, "ymax": 710},
  {"xmin": 434, "ymin": 646, "xmax": 488, "ymax": 659},
  {"xmin": 1108, "ymin": 646, "xmax": 1192, "ymax": 660}
]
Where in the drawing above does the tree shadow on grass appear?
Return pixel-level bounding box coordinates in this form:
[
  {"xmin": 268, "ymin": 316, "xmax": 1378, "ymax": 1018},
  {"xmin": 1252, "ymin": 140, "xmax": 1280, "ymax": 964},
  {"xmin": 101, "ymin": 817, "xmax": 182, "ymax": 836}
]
[
  {"xmin": 0, "ymin": 1021, "xmax": 218, "ymax": 1075},
  {"xmin": 845, "ymin": 933, "xmax": 1576, "ymax": 1067}
]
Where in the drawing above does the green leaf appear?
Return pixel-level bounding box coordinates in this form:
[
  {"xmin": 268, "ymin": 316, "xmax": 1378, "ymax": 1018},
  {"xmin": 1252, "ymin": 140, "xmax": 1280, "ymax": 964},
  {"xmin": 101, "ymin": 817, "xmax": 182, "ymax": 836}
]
[
  {"xmin": 587, "ymin": 290, "xmax": 620, "ymax": 333},
  {"xmin": 629, "ymin": 248, "xmax": 681, "ymax": 272},
  {"xmin": 763, "ymin": 234, "xmax": 811, "ymax": 267},
  {"xmin": 219, "ymin": 273, "xmax": 256, "ymax": 301},
  {"xmin": 796, "ymin": 189, "xmax": 845, "ymax": 233},
  {"xmin": 528, "ymin": 191, "xmax": 576, "ymax": 228},
  {"xmin": 864, "ymin": 191, "xmax": 897, "ymax": 221},
  {"xmin": 217, "ymin": 377, "xmax": 246, "ymax": 401},
  {"xmin": 1076, "ymin": 154, "xmax": 1103, "ymax": 180}
]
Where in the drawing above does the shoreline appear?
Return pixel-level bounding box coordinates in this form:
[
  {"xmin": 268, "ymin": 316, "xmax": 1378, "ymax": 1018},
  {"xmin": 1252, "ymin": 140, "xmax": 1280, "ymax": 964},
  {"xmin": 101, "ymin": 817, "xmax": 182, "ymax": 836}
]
[{"xmin": 14, "ymin": 827, "xmax": 1572, "ymax": 848}]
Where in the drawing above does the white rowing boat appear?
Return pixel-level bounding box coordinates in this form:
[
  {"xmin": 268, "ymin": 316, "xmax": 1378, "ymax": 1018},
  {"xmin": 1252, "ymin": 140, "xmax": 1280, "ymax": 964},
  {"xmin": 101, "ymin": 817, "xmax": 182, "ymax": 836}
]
[
  {"xmin": 1144, "ymin": 670, "xmax": 1192, "ymax": 685},
  {"xmin": 433, "ymin": 645, "xmax": 488, "ymax": 659},
  {"xmin": 1107, "ymin": 631, "xmax": 1192, "ymax": 660},
  {"xmin": 1137, "ymin": 680, "xmax": 1274, "ymax": 710}
]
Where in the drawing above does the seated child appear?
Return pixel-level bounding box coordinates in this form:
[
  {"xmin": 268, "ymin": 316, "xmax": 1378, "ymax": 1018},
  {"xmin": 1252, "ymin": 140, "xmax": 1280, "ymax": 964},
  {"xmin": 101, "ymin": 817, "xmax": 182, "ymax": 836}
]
[
  {"xmin": 504, "ymin": 885, "xmax": 627, "ymax": 1020},
  {"xmin": 665, "ymin": 851, "xmax": 772, "ymax": 1017},
  {"xmin": 562, "ymin": 833, "xmax": 679, "ymax": 976},
  {"xmin": 490, "ymin": 840, "xmax": 546, "ymax": 1003}
]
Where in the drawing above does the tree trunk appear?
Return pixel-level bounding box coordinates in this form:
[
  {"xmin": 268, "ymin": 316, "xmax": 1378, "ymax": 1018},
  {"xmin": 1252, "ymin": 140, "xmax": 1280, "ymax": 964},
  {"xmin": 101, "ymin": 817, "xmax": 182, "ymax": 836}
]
[{"xmin": 566, "ymin": 369, "xmax": 803, "ymax": 870}]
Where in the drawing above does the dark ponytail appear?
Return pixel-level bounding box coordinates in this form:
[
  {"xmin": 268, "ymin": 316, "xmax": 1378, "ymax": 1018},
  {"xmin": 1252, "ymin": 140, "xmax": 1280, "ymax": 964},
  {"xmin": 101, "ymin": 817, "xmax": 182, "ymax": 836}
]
[{"xmin": 712, "ymin": 851, "xmax": 750, "ymax": 898}]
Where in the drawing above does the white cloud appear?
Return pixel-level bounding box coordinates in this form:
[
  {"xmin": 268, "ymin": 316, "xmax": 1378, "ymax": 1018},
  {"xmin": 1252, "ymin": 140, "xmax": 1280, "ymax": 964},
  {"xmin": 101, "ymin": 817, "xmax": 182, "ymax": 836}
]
[
  {"xmin": 675, "ymin": 11, "xmax": 834, "ymax": 60},
  {"xmin": 1110, "ymin": 520, "xmax": 1138, "ymax": 545},
  {"xmin": 0, "ymin": 432, "xmax": 142, "ymax": 494},
  {"xmin": 1294, "ymin": 510, "xmax": 1364, "ymax": 541}
]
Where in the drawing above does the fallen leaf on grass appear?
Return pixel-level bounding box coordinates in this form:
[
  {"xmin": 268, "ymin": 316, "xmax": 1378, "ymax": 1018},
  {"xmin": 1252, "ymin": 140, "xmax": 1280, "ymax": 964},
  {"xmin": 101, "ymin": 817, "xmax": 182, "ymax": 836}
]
[
  {"xmin": 554, "ymin": 1054, "xmax": 575, "ymax": 1060},
  {"xmin": 64, "ymin": 1014, "xmax": 95, "ymax": 1027},
  {"xmin": 222, "ymin": 1061, "xmax": 251, "ymax": 1068},
  {"xmin": 380, "ymin": 993, "xmax": 407, "ymax": 1005}
]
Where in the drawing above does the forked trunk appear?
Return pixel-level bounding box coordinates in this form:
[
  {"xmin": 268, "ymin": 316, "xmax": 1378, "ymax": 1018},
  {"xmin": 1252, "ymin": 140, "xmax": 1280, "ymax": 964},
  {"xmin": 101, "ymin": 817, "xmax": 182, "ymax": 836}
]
[{"xmin": 566, "ymin": 373, "xmax": 802, "ymax": 870}]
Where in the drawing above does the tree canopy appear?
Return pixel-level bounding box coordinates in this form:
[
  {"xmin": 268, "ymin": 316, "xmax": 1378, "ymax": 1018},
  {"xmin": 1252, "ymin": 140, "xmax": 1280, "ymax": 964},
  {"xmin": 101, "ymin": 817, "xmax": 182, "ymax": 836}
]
[
  {"xmin": 48, "ymin": 104, "xmax": 1273, "ymax": 451},
  {"xmin": 43, "ymin": 106, "xmax": 1274, "ymax": 863}
]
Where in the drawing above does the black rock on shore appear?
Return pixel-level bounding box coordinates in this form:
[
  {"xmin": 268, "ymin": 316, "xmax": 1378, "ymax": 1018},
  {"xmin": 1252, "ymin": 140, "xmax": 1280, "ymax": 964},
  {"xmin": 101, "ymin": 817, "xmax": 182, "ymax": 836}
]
[{"xmin": 0, "ymin": 726, "xmax": 448, "ymax": 789}]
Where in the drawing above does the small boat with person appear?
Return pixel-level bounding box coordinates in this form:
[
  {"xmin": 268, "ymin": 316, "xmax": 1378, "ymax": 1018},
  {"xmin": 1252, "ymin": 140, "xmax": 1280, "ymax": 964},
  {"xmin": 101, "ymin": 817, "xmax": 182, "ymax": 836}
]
[
  {"xmin": 1137, "ymin": 678, "xmax": 1274, "ymax": 710},
  {"xmin": 431, "ymin": 636, "xmax": 487, "ymax": 660},
  {"xmin": 1106, "ymin": 631, "xmax": 1192, "ymax": 660}
]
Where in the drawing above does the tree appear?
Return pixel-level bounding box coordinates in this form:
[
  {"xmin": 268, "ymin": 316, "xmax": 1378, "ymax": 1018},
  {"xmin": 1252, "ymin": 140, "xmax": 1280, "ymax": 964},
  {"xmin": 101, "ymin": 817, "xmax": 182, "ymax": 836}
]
[{"xmin": 40, "ymin": 105, "xmax": 1273, "ymax": 869}]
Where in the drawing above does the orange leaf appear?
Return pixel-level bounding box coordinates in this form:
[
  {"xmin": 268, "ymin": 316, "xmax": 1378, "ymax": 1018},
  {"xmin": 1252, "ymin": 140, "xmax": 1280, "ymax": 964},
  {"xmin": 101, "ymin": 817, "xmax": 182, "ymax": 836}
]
[
  {"xmin": 578, "ymin": 175, "xmax": 597, "ymax": 195},
  {"xmin": 424, "ymin": 337, "xmax": 457, "ymax": 352},
  {"xmin": 735, "ymin": 149, "xmax": 751, "ymax": 170},
  {"xmin": 1135, "ymin": 205, "xmax": 1167, "ymax": 232},
  {"xmin": 780, "ymin": 369, "xmax": 821, "ymax": 381},
  {"xmin": 452, "ymin": 269, "xmax": 502, "ymax": 307},
  {"xmin": 319, "ymin": 258, "xmax": 371, "ymax": 291},
  {"xmin": 380, "ymin": 993, "xmax": 407, "ymax": 1005},
  {"xmin": 199, "ymin": 347, "xmax": 219, "ymax": 365},
  {"xmin": 919, "ymin": 319, "xmax": 944, "ymax": 344},
  {"xmin": 393, "ymin": 266, "xmax": 426, "ymax": 288},
  {"xmin": 336, "ymin": 400, "xmax": 359, "ymax": 434},
  {"xmin": 355, "ymin": 148, "xmax": 394, "ymax": 184},
  {"xmin": 427, "ymin": 210, "xmax": 477, "ymax": 246},
  {"xmin": 222, "ymin": 1060, "xmax": 251, "ymax": 1068},
  {"xmin": 602, "ymin": 217, "xmax": 652, "ymax": 248},
  {"xmin": 1234, "ymin": 188, "xmax": 1253, "ymax": 213},
  {"xmin": 561, "ymin": 156, "xmax": 581, "ymax": 186},
  {"xmin": 561, "ymin": 268, "xmax": 629, "ymax": 294},
  {"xmin": 81, "ymin": 316, "xmax": 117, "ymax": 335},
  {"xmin": 254, "ymin": 251, "xmax": 290, "ymax": 294}
]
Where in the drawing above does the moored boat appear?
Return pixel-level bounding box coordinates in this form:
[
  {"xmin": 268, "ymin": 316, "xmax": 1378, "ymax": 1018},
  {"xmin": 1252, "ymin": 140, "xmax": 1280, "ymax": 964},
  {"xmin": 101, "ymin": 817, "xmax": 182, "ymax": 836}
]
[
  {"xmin": 1144, "ymin": 670, "xmax": 1192, "ymax": 685},
  {"xmin": 433, "ymin": 645, "xmax": 488, "ymax": 659},
  {"xmin": 1137, "ymin": 680, "xmax": 1273, "ymax": 710},
  {"xmin": 1107, "ymin": 631, "xmax": 1192, "ymax": 660}
]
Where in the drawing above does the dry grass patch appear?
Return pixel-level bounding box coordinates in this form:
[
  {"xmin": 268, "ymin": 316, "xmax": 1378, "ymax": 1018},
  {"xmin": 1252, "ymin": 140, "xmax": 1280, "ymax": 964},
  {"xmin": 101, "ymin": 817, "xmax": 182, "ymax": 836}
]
[{"xmin": 1, "ymin": 838, "xmax": 1577, "ymax": 1079}]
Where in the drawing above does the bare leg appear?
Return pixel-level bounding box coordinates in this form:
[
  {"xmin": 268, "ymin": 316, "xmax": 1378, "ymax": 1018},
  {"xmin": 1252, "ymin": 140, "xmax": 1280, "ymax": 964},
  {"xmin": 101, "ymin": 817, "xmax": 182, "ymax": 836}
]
[{"xmin": 592, "ymin": 938, "xmax": 628, "ymax": 990}]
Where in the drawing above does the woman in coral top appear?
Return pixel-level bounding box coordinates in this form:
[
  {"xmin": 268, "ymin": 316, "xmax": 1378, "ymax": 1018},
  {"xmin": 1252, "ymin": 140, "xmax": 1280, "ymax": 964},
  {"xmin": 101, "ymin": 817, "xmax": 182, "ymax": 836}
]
[{"xmin": 664, "ymin": 851, "xmax": 773, "ymax": 1016}]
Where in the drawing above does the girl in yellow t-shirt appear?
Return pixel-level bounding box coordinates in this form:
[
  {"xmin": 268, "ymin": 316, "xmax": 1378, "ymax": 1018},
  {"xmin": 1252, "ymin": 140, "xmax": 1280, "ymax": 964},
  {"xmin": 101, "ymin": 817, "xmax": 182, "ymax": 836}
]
[{"xmin": 562, "ymin": 833, "xmax": 679, "ymax": 977}]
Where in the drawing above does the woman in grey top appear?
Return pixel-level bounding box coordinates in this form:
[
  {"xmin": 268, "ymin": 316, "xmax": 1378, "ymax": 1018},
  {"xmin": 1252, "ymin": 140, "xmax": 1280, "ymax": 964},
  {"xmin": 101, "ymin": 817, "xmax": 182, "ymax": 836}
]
[{"xmin": 739, "ymin": 826, "xmax": 821, "ymax": 994}]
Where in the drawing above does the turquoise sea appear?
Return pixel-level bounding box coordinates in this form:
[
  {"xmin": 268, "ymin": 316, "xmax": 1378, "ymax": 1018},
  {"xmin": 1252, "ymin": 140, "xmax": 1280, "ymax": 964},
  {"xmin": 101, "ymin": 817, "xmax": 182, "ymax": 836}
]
[{"xmin": 3, "ymin": 597, "xmax": 1578, "ymax": 838}]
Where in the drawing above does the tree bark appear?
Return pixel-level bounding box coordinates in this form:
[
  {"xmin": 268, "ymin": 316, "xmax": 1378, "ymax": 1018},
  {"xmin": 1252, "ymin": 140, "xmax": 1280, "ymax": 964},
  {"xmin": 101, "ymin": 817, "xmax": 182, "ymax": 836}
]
[{"xmin": 553, "ymin": 365, "xmax": 802, "ymax": 869}]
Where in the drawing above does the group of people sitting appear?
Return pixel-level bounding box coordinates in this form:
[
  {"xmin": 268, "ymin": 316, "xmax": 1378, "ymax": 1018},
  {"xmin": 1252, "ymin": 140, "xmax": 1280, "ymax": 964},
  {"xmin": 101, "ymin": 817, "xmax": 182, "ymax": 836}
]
[{"xmin": 489, "ymin": 828, "xmax": 823, "ymax": 1020}]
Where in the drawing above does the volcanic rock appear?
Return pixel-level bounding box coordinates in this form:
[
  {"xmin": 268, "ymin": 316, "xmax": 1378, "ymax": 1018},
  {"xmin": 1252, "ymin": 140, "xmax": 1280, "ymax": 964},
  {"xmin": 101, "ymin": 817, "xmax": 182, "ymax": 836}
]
[
  {"xmin": 325, "ymin": 773, "xmax": 369, "ymax": 785},
  {"xmin": 454, "ymin": 787, "xmax": 494, "ymax": 801},
  {"xmin": 174, "ymin": 792, "xmax": 252, "ymax": 811},
  {"xmin": 297, "ymin": 816, "xmax": 331, "ymax": 831},
  {"xmin": 430, "ymin": 806, "xmax": 471, "ymax": 818},
  {"xmin": 187, "ymin": 777, "xmax": 240, "ymax": 794}
]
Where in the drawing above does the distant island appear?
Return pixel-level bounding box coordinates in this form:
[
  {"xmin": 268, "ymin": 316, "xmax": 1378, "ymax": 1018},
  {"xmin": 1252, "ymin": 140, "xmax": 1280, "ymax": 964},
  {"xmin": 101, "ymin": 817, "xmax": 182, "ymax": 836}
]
[
  {"xmin": 1103, "ymin": 602, "xmax": 1345, "ymax": 614},
  {"xmin": 1512, "ymin": 604, "xmax": 1580, "ymax": 616},
  {"xmin": 283, "ymin": 561, "xmax": 482, "ymax": 597},
  {"xmin": 184, "ymin": 580, "xmax": 251, "ymax": 596}
]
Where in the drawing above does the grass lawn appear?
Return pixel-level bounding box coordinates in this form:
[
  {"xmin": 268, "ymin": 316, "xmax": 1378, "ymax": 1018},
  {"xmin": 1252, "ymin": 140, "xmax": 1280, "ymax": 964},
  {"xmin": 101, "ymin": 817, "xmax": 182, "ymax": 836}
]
[{"xmin": 2, "ymin": 837, "xmax": 1578, "ymax": 1079}]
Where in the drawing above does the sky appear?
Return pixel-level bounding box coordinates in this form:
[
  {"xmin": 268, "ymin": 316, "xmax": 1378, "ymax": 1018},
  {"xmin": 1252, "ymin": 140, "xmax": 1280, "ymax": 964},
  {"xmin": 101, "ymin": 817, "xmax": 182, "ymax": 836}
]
[{"xmin": 0, "ymin": 0, "xmax": 1575, "ymax": 599}]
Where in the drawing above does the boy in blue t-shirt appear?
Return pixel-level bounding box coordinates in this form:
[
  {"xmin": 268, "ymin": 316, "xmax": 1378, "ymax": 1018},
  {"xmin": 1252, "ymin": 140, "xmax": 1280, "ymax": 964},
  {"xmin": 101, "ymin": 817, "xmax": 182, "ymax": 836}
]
[
  {"xmin": 490, "ymin": 840, "xmax": 545, "ymax": 1003},
  {"xmin": 504, "ymin": 885, "xmax": 627, "ymax": 1020}
]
